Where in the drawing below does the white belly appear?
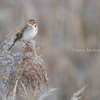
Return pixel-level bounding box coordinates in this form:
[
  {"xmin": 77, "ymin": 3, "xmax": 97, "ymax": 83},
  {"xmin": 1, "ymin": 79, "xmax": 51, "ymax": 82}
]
[{"xmin": 22, "ymin": 28, "xmax": 37, "ymax": 41}]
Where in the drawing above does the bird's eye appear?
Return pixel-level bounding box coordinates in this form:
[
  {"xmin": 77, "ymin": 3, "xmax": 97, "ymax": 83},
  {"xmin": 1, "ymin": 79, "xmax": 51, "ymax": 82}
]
[
  {"xmin": 35, "ymin": 25, "xmax": 36, "ymax": 27},
  {"xmin": 33, "ymin": 22, "xmax": 34, "ymax": 24}
]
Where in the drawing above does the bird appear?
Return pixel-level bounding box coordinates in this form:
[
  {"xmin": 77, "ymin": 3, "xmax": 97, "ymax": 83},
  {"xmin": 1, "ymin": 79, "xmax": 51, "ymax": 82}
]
[{"xmin": 8, "ymin": 19, "xmax": 38, "ymax": 50}]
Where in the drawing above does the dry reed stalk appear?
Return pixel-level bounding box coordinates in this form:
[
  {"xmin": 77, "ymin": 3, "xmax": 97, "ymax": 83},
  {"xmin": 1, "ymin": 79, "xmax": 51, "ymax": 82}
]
[
  {"xmin": 70, "ymin": 84, "xmax": 89, "ymax": 100},
  {"xmin": 0, "ymin": 24, "xmax": 48, "ymax": 100},
  {"xmin": 19, "ymin": 80, "xmax": 30, "ymax": 100},
  {"xmin": 12, "ymin": 79, "xmax": 19, "ymax": 100}
]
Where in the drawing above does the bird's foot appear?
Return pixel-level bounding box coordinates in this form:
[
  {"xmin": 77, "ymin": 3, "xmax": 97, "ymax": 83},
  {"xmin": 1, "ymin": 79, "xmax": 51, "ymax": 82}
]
[{"xmin": 23, "ymin": 41, "xmax": 30, "ymax": 47}]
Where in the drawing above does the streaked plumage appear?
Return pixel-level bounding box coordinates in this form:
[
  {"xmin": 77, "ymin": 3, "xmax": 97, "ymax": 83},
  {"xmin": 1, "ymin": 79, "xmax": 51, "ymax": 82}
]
[{"xmin": 8, "ymin": 19, "xmax": 38, "ymax": 50}]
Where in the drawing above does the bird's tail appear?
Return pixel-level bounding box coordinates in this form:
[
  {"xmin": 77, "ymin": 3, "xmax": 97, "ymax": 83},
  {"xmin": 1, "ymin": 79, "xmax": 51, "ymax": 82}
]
[{"xmin": 8, "ymin": 43, "xmax": 15, "ymax": 50}]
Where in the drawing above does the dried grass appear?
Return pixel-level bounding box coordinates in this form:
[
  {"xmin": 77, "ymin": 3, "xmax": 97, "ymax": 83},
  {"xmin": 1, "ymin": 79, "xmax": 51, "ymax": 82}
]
[
  {"xmin": 0, "ymin": 25, "xmax": 48, "ymax": 100},
  {"xmin": 0, "ymin": 24, "xmax": 89, "ymax": 100},
  {"xmin": 70, "ymin": 84, "xmax": 89, "ymax": 100}
]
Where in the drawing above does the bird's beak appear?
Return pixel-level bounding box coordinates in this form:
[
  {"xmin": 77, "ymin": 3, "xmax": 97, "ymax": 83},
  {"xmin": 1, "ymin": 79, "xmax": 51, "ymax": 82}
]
[{"xmin": 36, "ymin": 22, "xmax": 38, "ymax": 24}]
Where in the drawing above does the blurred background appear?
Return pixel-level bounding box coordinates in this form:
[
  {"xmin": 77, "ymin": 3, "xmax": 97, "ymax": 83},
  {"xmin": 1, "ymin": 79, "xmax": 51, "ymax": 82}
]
[{"xmin": 0, "ymin": 0, "xmax": 100, "ymax": 100}]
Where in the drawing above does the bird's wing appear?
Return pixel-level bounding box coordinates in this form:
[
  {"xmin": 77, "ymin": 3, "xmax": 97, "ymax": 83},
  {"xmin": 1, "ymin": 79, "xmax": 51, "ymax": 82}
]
[{"xmin": 14, "ymin": 24, "xmax": 28, "ymax": 42}]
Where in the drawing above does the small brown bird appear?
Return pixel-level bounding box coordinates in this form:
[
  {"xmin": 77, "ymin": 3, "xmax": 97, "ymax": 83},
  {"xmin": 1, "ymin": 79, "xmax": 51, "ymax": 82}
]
[{"xmin": 8, "ymin": 19, "xmax": 38, "ymax": 50}]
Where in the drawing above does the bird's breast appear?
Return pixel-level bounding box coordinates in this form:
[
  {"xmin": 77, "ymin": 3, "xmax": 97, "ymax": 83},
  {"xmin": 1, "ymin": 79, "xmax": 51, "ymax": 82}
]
[{"xmin": 22, "ymin": 28, "xmax": 37, "ymax": 41}]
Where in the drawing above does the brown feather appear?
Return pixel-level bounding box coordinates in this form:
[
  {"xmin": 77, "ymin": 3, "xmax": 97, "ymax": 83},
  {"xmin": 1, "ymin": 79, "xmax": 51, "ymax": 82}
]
[
  {"xmin": 28, "ymin": 19, "xmax": 37, "ymax": 26},
  {"xmin": 14, "ymin": 24, "xmax": 28, "ymax": 43}
]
